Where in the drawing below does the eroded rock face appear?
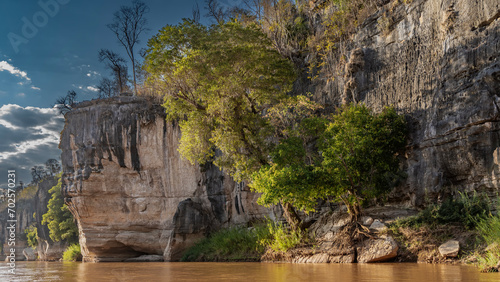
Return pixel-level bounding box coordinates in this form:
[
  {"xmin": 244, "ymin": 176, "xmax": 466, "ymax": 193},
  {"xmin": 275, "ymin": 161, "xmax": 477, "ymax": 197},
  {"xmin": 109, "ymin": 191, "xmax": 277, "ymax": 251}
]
[
  {"xmin": 310, "ymin": 0, "xmax": 500, "ymax": 205},
  {"xmin": 60, "ymin": 97, "xmax": 272, "ymax": 262}
]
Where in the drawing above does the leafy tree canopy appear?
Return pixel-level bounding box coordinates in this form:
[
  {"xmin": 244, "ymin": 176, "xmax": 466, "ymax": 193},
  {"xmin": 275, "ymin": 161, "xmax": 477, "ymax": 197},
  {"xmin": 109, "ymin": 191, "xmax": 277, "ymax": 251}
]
[
  {"xmin": 320, "ymin": 104, "xmax": 407, "ymax": 216},
  {"xmin": 144, "ymin": 19, "xmax": 296, "ymax": 181}
]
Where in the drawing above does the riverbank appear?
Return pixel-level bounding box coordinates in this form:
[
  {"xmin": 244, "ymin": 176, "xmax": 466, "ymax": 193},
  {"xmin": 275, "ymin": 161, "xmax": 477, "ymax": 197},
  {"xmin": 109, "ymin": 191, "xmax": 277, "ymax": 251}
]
[{"xmin": 181, "ymin": 195, "xmax": 499, "ymax": 272}]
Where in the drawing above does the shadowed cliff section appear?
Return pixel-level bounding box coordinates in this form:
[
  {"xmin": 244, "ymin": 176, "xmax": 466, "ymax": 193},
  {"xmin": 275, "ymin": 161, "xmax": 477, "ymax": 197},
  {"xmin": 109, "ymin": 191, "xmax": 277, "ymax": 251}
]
[
  {"xmin": 59, "ymin": 96, "xmax": 272, "ymax": 262},
  {"xmin": 307, "ymin": 0, "xmax": 500, "ymax": 205}
]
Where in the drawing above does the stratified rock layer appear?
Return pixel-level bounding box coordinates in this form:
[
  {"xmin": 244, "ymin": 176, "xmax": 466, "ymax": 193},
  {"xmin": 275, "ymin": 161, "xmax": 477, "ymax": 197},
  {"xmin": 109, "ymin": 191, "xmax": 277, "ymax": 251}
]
[{"xmin": 60, "ymin": 97, "xmax": 271, "ymax": 262}]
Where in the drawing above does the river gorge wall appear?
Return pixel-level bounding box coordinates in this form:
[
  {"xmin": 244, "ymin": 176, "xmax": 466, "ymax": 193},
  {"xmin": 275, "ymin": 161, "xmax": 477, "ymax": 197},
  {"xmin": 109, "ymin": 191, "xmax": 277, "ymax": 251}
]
[
  {"xmin": 307, "ymin": 0, "xmax": 500, "ymax": 205},
  {"xmin": 59, "ymin": 0, "xmax": 499, "ymax": 262},
  {"xmin": 60, "ymin": 97, "xmax": 272, "ymax": 262}
]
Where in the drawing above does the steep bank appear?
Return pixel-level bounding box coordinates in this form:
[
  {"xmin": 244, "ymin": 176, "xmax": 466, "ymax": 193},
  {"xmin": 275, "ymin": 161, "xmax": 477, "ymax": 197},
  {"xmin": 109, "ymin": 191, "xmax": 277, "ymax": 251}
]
[
  {"xmin": 308, "ymin": 0, "xmax": 500, "ymax": 205},
  {"xmin": 0, "ymin": 177, "xmax": 64, "ymax": 261},
  {"xmin": 60, "ymin": 96, "xmax": 273, "ymax": 262}
]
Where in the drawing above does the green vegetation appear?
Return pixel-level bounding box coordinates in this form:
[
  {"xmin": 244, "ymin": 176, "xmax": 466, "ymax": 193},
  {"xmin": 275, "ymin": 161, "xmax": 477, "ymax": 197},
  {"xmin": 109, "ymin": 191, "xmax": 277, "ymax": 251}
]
[
  {"xmin": 391, "ymin": 193, "xmax": 490, "ymax": 230},
  {"xmin": 42, "ymin": 176, "xmax": 78, "ymax": 244},
  {"xmin": 260, "ymin": 221, "xmax": 306, "ymax": 253},
  {"xmin": 475, "ymin": 205, "xmax": 500, "ymax": 272},
  {"xmin": 320, "ymin": 104, "xmax": 407, "ymax": 217},
  {"xmin": 62, "ymin": 244, "xmax": 82, "ymax": 262},
  {"xmin": 145, "ymin": 19, "xmax": 295, "ymax": 182},
  {"xmin": 252, "ymin": 104, "xmax": 407, "ymax": 224},
  {"xmin": 18, "ymin": 185, "xmax": 38, "ymax": 200},
  {"xmin": 181, "ymin": 225, "xmax": 270, "ymax": 262},
  {"xmin": 24, "ymin": 223, "xmax": 38, "ymax": 248},
  {"xmin": 388, "ymin": 193, "xmax": 491, "ymax": 263}
]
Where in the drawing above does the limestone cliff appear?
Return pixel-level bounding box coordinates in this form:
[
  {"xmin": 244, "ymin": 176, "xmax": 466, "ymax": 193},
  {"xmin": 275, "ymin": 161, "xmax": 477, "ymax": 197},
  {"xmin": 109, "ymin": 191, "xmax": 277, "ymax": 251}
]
[
  {"xmin": 308, "ymin": 0, "xmax": 500, "ymax": 205},
  {"xmin": 60, "ymin": 97, "xmax": 272, "ymax": 262},
  {"xmin": 0, "ymin": 177, "xmax": 63, "ymax": 261}
]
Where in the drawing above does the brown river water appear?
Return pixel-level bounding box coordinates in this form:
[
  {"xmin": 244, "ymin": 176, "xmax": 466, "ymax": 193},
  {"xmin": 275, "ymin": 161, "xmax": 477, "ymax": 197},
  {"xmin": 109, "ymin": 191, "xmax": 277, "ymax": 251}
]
[{"xmin": 1, "ymin": 262, "xmax": 499, "ymax": 281}]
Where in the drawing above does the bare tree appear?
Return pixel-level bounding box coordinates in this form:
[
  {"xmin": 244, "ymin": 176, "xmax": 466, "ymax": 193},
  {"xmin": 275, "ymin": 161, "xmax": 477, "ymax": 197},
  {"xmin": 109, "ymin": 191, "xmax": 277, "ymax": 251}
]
[
  {"xmin": 192, "ymin": 2, "xmax": 201, "ymax": 23},
  {"xmin": 107, "ymin": 0, "xmax": 149, "ymax": 95},
  {"xmin": 98, "ymin": 49, "xmax": 129, "ymax": 94},
  {"xmin": 97, "ymin": 77, "xmax": 116, "ymax": 98},
  {"xmin": 54, "ymin": 90, "xmax": 77, "ymax": 115},
  {"xmin": 205, "ymin": 0, "xmax": 226, "ymax": 24}
]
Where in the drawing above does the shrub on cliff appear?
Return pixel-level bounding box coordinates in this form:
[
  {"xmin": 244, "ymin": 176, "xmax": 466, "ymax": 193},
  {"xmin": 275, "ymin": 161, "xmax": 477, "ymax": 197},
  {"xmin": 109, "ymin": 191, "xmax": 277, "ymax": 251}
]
[{"xmin": 42, "ymin": 175, "xmax": 78, "ymax": 244}]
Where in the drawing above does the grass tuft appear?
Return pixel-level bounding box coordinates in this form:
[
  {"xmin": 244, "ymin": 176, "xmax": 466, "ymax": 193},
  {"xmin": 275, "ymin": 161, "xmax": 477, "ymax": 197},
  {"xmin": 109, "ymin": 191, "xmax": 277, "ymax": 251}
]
[
  {"xmin": 63, "ymin": 244, "xmax": 82, "ymax": 262},
  {"xmin": 181, "ymin": 225, "xmax": 270, "ymax": 262}
]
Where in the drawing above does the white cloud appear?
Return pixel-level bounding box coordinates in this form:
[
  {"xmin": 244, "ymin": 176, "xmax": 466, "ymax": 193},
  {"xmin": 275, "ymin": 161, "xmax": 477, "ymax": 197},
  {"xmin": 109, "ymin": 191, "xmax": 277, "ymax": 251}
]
[
  {"xmin": 0, "ymin": 61, "xmax": 31, "ymax": 81},
  {"xmin": 17, "ymin": 93, "xmax": 25, "ymax": 97},
  {"xmin": 0, "ymin": 105, "xmax": 64, "ymax": 188},
  {"xmin": 87, "ymin": 86, "xmax": 99, "ymax": 92},
  {"xmin": 87, "ymin": 73, "xmax": 91, "ymax": 77},
  {"xmin": 31, "ymin": 86, "xmax": 41, "ymax": 90}
]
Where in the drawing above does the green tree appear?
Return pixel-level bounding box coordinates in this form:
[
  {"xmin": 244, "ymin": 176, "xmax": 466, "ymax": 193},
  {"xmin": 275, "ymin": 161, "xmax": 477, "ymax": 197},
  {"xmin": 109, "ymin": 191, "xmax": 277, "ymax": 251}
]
[
  {"xmin": 320, "ymin": 104, "xmax": 407, "ymax": 218},
  {"xmin": 24, "ymin": 223, "xmax": 38, "ymax": 248},
  {"xmin": 252, "ymin": 104, "xmax": 407, "ymax": 226},
  {"xmin": 42, "ymin": 176, "xmax": 78, "ymax": 243},
  {"xmin": 144, "ymin": 19, "xmax": 295, "ymax": 182},
  {"xmin": 250, "ymin": 95, "xmax": 327, "ymax": 229}
]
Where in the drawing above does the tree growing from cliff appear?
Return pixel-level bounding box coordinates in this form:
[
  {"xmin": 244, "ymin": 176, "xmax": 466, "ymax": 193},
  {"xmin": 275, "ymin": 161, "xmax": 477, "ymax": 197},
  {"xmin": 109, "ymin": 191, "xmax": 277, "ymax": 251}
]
[
  {"xmin": 98, "ymin": 48, "xmax": 130, "ymax": 96},
  {"xmin": 319, "ymin": 104, "xmax": 407, "ymax": 218},
  {"xmin": 54, "ymin": 90, "xmax": 78, "ymax": 115},
  {"xmin": 144, "ymin": 19, "xmax": 295, "ymax": 182},
  {"xmin": 108, "ymin": 0, "xmax": 149, "ymax": 95},
  {"xmin": 250, "ymin": 95, "xmax": 327, "ymax": 230},
  {"xmin": 42, "ymin": 176, "xmax": 78, "ymax": 243},
  {"xmin": 251, "ymin": 104, "xmax": 407, "ymax": 226}
]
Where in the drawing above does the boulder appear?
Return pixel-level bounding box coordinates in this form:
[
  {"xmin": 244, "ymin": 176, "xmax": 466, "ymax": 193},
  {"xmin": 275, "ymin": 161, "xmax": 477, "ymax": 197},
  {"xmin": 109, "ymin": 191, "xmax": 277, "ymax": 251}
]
[
  {"xmin": 361, "ymin": 216, "xmax": 374, "ymax": 226},
  {"xmin": 357, "ymin": 235, "xmax": 398, "ymax": 263},
  {"xmin": 439, "ymin": 240, "xmax": 460, "ymax": 258},
  {"xmin": 369, "ymin": 220, "xmax": 387, "ymax": 232},
  {"xmin": 23, "ymin": 248, "xmax": 37, "ymax": 261}
]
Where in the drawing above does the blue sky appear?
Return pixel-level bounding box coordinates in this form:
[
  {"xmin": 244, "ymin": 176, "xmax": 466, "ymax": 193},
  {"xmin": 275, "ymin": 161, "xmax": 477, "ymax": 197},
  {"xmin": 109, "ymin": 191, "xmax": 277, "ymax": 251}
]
[{"xmin": 0, "ymin": 0, "xmax": 237, "ymax": 188}]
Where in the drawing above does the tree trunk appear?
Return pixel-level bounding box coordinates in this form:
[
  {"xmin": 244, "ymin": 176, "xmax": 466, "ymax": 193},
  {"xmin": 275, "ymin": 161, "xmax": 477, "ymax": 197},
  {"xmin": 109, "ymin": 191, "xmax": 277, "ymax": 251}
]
[
  {"xmin": 282, "ymin": 202, "xmax": 302, "ymax": 231},
  {"xmin": 131, "ymin": 55, "xmax": 137, "ymax": 96}
]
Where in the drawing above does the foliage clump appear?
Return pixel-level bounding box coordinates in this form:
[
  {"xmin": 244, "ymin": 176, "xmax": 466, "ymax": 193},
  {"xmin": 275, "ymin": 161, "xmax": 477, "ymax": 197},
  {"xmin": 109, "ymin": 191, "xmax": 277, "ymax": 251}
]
[
  {"xmin": 252, "ymin": 104, "xmax": 407, "ymax": 220},
  {"xmin": 260, "ymin": 221, "xmax": 306, "ymax": 253},
  {"xmin": 42, "ymin": 176, "xmax": 78, "ymax": 244},
  {"xmin": 474, "ymin": 202, "xmax": 500, "ymax": 272},
  {"xmin": 391, "ymin": 192, "xmax": 491, "ymax": 230},
  {"xmin": 24, "ymin": 223, "xmax": 38, "ymax": 248},
  {"xmin": 145, "ymin": 19, "xmax": 296, "ymax": 182},
  {"xmin": 181, "ymin": 225, "xmax": 270, "ymax": 262},
  {"xmin": 63, "ymin": 244, "xmax": 82, "ymax": 262}
]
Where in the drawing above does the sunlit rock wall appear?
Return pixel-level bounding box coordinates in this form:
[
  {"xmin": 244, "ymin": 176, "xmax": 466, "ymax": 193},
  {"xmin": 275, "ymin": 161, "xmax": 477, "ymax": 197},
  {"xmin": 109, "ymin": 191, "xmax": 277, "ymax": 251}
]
[{"xmin": 60, "ymin": 97, "xmax": 271, "ymax": 262}]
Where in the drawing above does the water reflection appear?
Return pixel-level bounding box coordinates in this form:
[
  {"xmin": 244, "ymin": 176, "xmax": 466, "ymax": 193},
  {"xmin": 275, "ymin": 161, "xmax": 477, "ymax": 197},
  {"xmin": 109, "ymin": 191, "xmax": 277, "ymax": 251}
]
[{"xmin": 1, "ymin": 262, "xmax": 499, "ymax": 282}]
